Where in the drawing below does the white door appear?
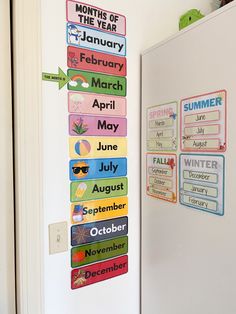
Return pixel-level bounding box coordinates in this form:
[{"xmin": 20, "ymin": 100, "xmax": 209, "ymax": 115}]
[
  {"xmin": 0, "ymin": 0, "xmax": 16, "ymax": 313},
  {"xmin": 142, "ymin": 3, "xmax": 236, "ymax": 314}
]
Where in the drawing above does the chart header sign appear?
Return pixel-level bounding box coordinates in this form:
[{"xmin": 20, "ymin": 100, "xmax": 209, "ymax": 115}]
[{"xmin": 67, "ymin": 1, "xmax": 126, "ymax": 36}]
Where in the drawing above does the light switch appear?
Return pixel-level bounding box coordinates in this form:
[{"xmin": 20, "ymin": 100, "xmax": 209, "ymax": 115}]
[{"xmin": 49, "ymin": 222, "xmax": 68, "ymax": 254}]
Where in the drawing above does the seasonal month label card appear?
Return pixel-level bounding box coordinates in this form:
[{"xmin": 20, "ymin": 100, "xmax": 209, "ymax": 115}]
[
  {"xmin": 179, "ymin": 154, "xmax": 225, "ymax": 216},
  {"xmin": 181, "ymin": 90, "xmax": 227, "ymax": 152},
  {"xmin": 147, "ymin": 102, "xmax": 177, "ymax": 152},
  {"xmin": 146, "ymin": 153, "xmax": 177, "ymax": 203}
]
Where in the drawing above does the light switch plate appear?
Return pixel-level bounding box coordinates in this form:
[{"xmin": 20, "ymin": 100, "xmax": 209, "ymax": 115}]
[{"xmin": 49, "ymin": 222, "xmax": 68, "ymax": 254}]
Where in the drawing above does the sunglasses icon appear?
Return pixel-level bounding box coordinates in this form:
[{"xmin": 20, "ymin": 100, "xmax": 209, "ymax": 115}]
[{"xmin": 72, "ymin": 166, "xmax": 90, "ymax": 174}]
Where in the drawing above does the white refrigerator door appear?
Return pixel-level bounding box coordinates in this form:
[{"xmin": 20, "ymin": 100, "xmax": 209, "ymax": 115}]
[
  {"xmin": 0, "ymin": 0, "xmax": 16, "ymax": 313},
  {"xmin": 142, "ymin": 3, "xmax": 236, "ymax": 314}
]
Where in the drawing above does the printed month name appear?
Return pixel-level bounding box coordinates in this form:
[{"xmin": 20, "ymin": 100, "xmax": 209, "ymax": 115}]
[
  {"xmin": 97, "ymin": 120, "xmax": 119, "ymax": 132},
  {"xmin": 90, "ymin": 223, "xmax": 127, "ymax": 236},
  {"xmin": 98, "ymin": 161, "xmax": 118, "ymax": 173},
  {"xmin": 83, "ymin": 201, "xmax": 126, "ymax": 216},
  {"xmin": 80, "ymin": 31, "xmax": 124, "ymax": 52},
  {"xmin": 92, "ymin": 99, "xmax": 116, "ymax": 111},
  {"xmin": 97, "ymin": 142, "xmax": 118, "ymax": 151},
  {"xmin": 92, "ymin": 182, "xmax": 125, "ymax": 194},
  {"xmin": 91, "ymin": 77, "xmax": 124, "ymax": 90},
  {"xmin": 84, "ymin": 260, "xmax": 127, "ymax": 279},
  {"xmin": 84, "ymin": 241, "xmax": 126, "ymax": 257},
  {"xmin": 79, "ymin": 53, "xmax": 124, "ymax": 72}
]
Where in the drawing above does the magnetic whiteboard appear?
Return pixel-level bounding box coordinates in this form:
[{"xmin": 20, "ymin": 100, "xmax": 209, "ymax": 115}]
[{"xmin": 142, "ymin": 3, "xmax": 236, "ymax": 314}]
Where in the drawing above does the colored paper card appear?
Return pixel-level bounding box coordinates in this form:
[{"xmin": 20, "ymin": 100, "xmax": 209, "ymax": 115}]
[
  {"xmin": 146, "ymin": 153, "xmax": 177, "ymax": 203},
  {"xmin": 70, "ymin": 177, "xmax": 128, "ymax": 202},
  {"xmin": 147, "ymin": 102, "xmax": 178, "ymax": 152},
  {"xmin": 179, "ymin": 154, "xmax": 225, "ymax": 216},
  {"xmin": 71, "ymin": 196, "xmax": 128, "ymax": 224},
  {"xmin": 67, "ymin": 69, "xmax": 126, "ymax": 96},
  {"xmin": 181, "ymin": 90, "xmax": 227, "ymax": 152},
  {"xmin": 68, "ymin": 92, "xmax": 126, "ymax": 117},
  {"xmin": 68, "ymin": 47, "xmax": 127, "ymax": 77},
  {"xmin": 67, "ymin": 24, "xmax": 126, "ymax": 56},
  {"xmin": 69, "ymin": 158, "xmax": 127, "ymax": 181},
  {"xmin": 66, "ymin": 1, "xmax": 126, "ymax": 36},
  {"xmin": 71, "ymin": 255, "xmax": 128, "ymax": 289},
  {"xmin": 69, "ymin": 115, "xmax": 127, "ymax": 137},
  {"xmin": 71, "ymin": 236, "xmax": 128, "ymax": 268},
  {"xmin": 69, "ymin": 137, "xmax": 127, "ymax": 159},
  {"xmin": 71, "ymin": 216, "xmax": 128, "ymax": 246}
]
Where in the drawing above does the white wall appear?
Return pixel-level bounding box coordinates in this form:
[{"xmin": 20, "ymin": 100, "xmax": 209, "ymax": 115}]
[
  {"xmin": 0, "ymin": 1, "xmax": 15, "ymax": 313},
  {"xmin": 41, "ymin": 1, "xmax": 213, "ymax": 314}
]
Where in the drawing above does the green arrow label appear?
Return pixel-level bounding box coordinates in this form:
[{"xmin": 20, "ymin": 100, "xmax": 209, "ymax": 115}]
[{"xmin": 42, "ymin": 67, "xmax": 70, "ymax": 89}]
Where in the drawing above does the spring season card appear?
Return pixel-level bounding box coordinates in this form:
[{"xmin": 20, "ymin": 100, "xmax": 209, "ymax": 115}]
[
  {"xmin": 71, "ymin": 196, "xmax": 128, "ymax": 224},
  {"xmin": 68, "ymin": 92, "xmax": 127, "ymax": 116},
  {"xmin": 69, "ymin": 136, "xmax": 127, "ymax": 159},
  {"xmin": 71, "ymin": 255, "xmax": 128, "ymax": 289},
  {"xmin": 71, "ymin": 216, "xmax": 128, "ymax": 246},
  {"xmin": 68, "ymin": 46, "xmax": 127, "ymax": 76},
  {"xmin": 67, "ymin": 24, "xmax": 126, "ymax": 56},
  {"xmin": 67, "ymin": 69, "xmax": 126, "ymax": 96},
  {"xmin": 181, "ymin": 90, "xmax": 227, "ymax": 152},
  {"xmin": 70, "ymin": 177, "xmax": 128, "ymax": 202},
  {"xmin": 66, "ymin": 1, "xmax": 126, "ymax": 36},
  {"xmin": 71, "ymin": 236, "xmax": 128, "ymax": 268},
  {"xmin": 146, "ymin": 153, "xmax": 177, "ymax": 203},
  {"xmin": 179, "ymin": 154, "xmax": 225, "ymax": 215},
  {"xmin": 69, "ymin": 114, "xmax": 127, "ymax": 137},
  {"xmin": 69, "ymin": 157, "xmax": 127, "ymax": 180},
  {"xmin": 147, "ymin": 102, "xmax": 178, "ymax": 152}
]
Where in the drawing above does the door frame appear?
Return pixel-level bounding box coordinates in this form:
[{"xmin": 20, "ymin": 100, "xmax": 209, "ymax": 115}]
[
  {"xmin": 12, "ymin": 0, "xmax": 44, "ymax": 312},
  {"xmin": 0, "ymin": 0, "xmax": 16, "ymax": 313}
]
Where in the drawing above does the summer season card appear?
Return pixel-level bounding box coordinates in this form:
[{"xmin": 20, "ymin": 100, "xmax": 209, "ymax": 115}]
[
  {"xmin": 146, "ymin": 153, "xmax": 177, "ymax": 203},
  {"xmin": 147, "ymin": 102, "xmax": 177, "ymax": 152},
  {"xmin": 179, "ymin": 154, "xmax": 225, "ymax": 216},
  {"xmin": 181, "ymin": 90, "xmax": 227, "ymax": 152}
]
